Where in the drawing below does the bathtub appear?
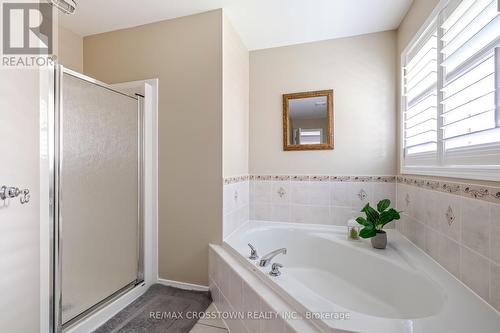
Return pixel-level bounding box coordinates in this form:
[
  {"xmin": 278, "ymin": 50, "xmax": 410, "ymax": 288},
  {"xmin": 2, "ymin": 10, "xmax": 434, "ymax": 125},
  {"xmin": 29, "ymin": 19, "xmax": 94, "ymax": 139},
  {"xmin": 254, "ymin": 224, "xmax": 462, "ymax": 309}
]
[{"xmin": 223, "ymin": 221, "xmax": 500, "ymax": 333}]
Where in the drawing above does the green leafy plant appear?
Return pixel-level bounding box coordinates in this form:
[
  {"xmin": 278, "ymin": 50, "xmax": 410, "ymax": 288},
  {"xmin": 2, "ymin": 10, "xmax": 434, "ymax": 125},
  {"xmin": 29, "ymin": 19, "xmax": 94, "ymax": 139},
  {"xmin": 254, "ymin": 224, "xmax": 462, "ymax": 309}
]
[{"xmin": 356, "ymin": 199, "xmax": 401, "ymax": 238}]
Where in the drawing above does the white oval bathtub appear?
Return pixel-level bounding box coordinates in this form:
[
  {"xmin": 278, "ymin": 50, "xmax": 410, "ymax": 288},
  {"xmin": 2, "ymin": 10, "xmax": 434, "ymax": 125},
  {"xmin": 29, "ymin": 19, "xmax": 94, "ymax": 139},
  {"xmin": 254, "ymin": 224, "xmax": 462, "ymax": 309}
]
[{"xmin": 224, "ymin": 221, "xmax": 500, "ymax": 333}]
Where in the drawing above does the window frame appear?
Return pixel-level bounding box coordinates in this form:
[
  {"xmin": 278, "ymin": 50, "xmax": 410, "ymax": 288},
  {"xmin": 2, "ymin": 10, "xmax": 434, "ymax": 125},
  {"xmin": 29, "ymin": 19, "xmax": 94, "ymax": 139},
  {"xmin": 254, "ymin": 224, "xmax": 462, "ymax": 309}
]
[{"xmin": 400, "ymin": 0, "xmax": 500, "ymax": 181}]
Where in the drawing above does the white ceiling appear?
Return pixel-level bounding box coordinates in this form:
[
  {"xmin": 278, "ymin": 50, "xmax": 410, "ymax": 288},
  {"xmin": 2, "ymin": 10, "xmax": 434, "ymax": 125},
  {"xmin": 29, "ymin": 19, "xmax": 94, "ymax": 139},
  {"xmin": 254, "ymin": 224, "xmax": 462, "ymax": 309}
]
[
  {"xmin": 59, "ymin": 0, "xmax": 413, "ymax": 50},
  {"xmin": 289, "ymin": 97, "xmax": 327, "ymax": 120}
]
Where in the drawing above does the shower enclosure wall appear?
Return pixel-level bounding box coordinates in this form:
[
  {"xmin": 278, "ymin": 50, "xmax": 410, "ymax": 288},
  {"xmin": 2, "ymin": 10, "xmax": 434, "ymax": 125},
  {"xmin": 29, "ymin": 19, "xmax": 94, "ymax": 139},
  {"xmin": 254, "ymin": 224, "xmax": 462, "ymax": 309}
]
[{"xmin": 48, "ymin": 66, "xmax": 145, "ymax": 332}]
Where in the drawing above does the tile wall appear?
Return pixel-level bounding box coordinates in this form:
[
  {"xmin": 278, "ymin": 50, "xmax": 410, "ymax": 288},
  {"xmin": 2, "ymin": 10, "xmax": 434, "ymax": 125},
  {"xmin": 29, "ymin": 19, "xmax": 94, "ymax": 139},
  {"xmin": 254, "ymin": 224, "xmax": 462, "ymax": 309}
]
[
  {"xmin": 223, "ymin": 175, "xmax": 398, "ymax": 238},
  {"xmin": 223, "ymin": 176, "xmax": 250, "ymax": 238},
  {"xmin": 249, "ymin": 175, "xmax": 396, "ymax": 226},
  {"xmin": 396, "ymin": 176, "xmax": 500, "ymax": 312},
  {"xmin": 221, "ymin": 174, "xmax": 500, "ymax": 318}
]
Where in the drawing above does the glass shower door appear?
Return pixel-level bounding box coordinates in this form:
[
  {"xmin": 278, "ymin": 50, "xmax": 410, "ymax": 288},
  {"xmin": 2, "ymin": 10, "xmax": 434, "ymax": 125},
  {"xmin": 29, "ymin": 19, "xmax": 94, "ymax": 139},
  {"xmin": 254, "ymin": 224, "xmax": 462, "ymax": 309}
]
[{"xmin": 59, "ymin": 71, "xmax": 141, "ymax": 325}]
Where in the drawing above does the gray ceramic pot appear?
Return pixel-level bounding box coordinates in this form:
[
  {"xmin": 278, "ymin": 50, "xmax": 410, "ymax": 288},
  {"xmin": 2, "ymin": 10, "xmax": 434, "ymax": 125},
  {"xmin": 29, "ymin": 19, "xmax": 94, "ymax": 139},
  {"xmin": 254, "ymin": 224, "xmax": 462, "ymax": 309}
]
[{"xmin": 371, "ymin": 232, "xmax": 387, "ymax": 249}]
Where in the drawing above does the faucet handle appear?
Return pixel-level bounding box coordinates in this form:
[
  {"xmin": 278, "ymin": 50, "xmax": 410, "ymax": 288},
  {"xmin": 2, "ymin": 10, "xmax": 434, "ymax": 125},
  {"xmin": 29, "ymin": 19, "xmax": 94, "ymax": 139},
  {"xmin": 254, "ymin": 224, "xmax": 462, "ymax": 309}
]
[
  {"xmin": 248, "ymin": 243, "xmax": 258, "ymax": 260},
  {"xmin": 270, "ymin": 263, "xmax": 283, "ymax": 277}
]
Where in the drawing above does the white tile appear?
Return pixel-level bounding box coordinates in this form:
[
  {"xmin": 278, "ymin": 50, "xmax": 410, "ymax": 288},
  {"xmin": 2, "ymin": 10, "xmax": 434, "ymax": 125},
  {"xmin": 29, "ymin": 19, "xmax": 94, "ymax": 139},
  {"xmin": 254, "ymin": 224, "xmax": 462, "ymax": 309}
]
[
  {"xmin": 331, "ymin": 182, "xmax": 350, "ymax": 207},
  {"xmin": 490, "ymin": 203, "xmax": 500, "ymax": 264},
  {"xmin": 397, "ymin": 184, "xmax": 413, "ymax": 217},
  {"xmin": 290, "ymin": 181, "xmax": 310, "ymax": 205},
  {"xmin": 208, "ymin": 249, "xmax": 216, "ymax": 281},
  {"xmin": 254, "ymin": 181, "xmax": 272, "ymax": 204},
  {"xmin": 424, "ymin": 227, "xmax": 439, "ymax": 260},
  {"xmin": 396, "ymin": 183, "xmax": 406, "ymax": 212},
  {"xmin": 435, "ymin": 192, "xmax": 461, "ymax": 241},
  {"xmin": 223, "ymin": 183, "xmax": 236, "ymax": 215},
  {"xmin": 197, "ymin": 304, "xmax": 228, "ymax": 329},
  {"xmin": 271, "ymin": 204, "xmax": 291, "ymax": 222},
  {"xmin": 461, "ymin": 198, "xmax": 490, "ymax": 257},
  {"xmin": 291, "ymin": 204, "xmax": 309, "ymax": 223},
  {"xmin": 237, "ymin": 181, "xmax": 250, "ymax": 208},
  {"xmin": 308, "ymin": 205, "xmax": 331, "ymax": 224},
  {"xmin": 254, "ymin": 203, "xmax": 272, "ymax": 220},
  {"xmin": 332, "ymin": 206, "xmax": 357, "ymax": 226},
  {"xmin": 424, "ymin": 190, "xmax": 439, "ymax": 229},
  {"xmin": 249, "ymin": 180, "xmax": 255, "ymax": 204},
  {"xmin": 411, "ymin": 187, "xmax": 427, "ymax": 223},
  {"xmin": 350, "ymin": 182, "xmax": 372, "ymax": 211},
  {"xmin": 211, "ymin": 251, "xmax": 222, "ymax": 290},
  {"xmin": 491, "ymin": 262, "xmax": 500, "ymax": 312},
  {"xmin": 219, "ymin": 257, "xmax": 231, "ymax": 299},
  {"xmin": 460, "ymin": 246, "xmax": 490, "ymax": 301},
  {"xmin": 228, "ymin": 267, "xmax": 243, "ymax": 311},
  {"xmin": 190, "ymin": 323, "xmax": 227, "ymax": 333},
  {"xmin": 223, "ymin": 213, "xmax": 235, "ymax": 239},
  {"xmin": 220, "ymin": 296, "xmax": 246, "ymax": 333},
  {"xmin": 209, "ymin": 280, "xmax": 221, "ymax": 307},
  {"xmin": 407, "ymin": 218, "xmax": 425, "ymax": 249},
  {"xmin": 309, "ymin": 181, "xmax": 330, "ymax": 206},
  {"xmin": 438, "ymin": 236, "xmax": 460, "ymax": 278},
  {"xmin": 373, "ymin": 183, "xmax": 396, "ymax": 207},
  {"xmin": 260, "ymin": 300, "xmax": 284, "ymax": 333},
  {"xmin": 250, "ymin": 202, "xmax": 256, "ymax": 220},
  {"xmin": 242, "ymin": 281, "xmax": 261, "ymax": 333},
  {"xmin": 271, "ymin": 181, "xmax": 291, "ymax": 204}
]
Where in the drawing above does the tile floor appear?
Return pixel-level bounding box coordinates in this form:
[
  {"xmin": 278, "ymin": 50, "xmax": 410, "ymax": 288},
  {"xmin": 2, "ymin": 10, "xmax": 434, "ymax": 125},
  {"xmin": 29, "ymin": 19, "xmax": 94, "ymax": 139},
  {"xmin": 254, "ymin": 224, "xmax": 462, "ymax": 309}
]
[{"xmin": 190, "ymin": 303, "xmax": 228, "ymax": 332}]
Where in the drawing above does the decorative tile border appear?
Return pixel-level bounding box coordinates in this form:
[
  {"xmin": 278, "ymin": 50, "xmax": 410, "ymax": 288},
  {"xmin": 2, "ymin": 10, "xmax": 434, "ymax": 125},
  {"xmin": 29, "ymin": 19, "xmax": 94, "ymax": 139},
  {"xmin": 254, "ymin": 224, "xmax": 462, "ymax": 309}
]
[
  {"xmin": 223, "ymin": 175, "xmax": 249, "ymax": 184},
  {"xmin": 250, "ymin": 175, "xmax": 396, "ymax": 183},
  {"xmin": 226, "ymin": 175, "xmax": 397, "ymax": 183},
  {"xmin": 397, "ymin": 175, "xmax": 500, "ymax": 204},
  {"xmin": 223, "ymin": 174, "xmax": 500, "ymax": 203}
]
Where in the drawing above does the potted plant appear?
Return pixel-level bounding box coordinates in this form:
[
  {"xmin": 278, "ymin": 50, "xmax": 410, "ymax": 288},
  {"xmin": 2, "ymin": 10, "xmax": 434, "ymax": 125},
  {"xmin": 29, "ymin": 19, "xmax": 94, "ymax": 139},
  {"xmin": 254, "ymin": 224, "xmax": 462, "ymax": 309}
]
[{"xmin": 356, "ymin": 199, "xmax": 401, "ymax": 249}]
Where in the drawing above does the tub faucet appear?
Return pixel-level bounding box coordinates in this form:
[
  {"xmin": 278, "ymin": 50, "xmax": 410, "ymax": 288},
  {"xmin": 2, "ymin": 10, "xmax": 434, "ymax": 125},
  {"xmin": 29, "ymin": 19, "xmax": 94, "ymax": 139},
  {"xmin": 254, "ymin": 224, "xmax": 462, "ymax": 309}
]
[
  {"xmin": 259, "ymin": 248, "xmax": 287, "ymax": 267},
  {"xmin": 247, "ymin": 243, "xmax": 259, "ymax": 260}
]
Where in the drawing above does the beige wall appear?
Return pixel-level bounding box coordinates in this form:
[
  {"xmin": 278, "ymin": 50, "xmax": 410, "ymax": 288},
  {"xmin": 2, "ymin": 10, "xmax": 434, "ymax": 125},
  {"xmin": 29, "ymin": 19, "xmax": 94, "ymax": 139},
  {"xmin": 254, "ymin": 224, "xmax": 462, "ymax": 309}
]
[
  {"xmin": 58, "ymin": 25, "xmax": 84, "ymax": 72},
  {"xmin": 84, "ymin": 10, "xmax": 223, "ymax": 285},
  {"xmin": 222, "ymin": 14, "xmax": 249, "ymax": 177},
  {"xmin": 249, "ymin": 31, "xmax": 397, "ymax": 175},
  {"xmin": 397, "ymin": 0, "xmax": 439, "ymax": 54}
]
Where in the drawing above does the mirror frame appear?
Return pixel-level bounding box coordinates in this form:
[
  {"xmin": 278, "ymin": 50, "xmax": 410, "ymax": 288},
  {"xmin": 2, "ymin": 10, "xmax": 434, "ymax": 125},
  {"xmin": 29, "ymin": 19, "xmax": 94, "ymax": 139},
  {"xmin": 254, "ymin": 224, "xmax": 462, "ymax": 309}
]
[{"xmin": 282, "ymin": 89, "xmax": 334, "ymax": 151}]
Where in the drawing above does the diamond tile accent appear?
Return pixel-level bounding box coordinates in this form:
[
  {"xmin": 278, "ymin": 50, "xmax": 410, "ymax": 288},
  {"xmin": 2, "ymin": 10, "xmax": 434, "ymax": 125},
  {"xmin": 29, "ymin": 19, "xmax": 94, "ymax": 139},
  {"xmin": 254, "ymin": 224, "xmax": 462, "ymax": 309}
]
[{"xmin": 445, "ymin": 205, "xmax": 455, "ymax": 226}]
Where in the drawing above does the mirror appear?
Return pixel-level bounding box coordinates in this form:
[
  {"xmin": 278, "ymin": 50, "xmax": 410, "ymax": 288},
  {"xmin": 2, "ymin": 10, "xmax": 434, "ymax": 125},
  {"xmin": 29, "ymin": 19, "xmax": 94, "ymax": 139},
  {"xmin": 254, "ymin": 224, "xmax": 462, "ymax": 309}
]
[{"xmin": 283, "ymin": 90, "xmax": 334, "ymax": 151}]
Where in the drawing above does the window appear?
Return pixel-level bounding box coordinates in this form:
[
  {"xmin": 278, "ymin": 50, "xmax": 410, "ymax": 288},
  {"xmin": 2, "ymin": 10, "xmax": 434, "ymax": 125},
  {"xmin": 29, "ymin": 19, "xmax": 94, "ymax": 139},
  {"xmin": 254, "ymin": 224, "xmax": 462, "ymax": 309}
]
[
  {"xmin": 298, "ymin": 129, "xmax": 323, "ymax": 144},
  {"xmin": 401, "ymin": 0, "xmax": 500, "ymax": 181}
]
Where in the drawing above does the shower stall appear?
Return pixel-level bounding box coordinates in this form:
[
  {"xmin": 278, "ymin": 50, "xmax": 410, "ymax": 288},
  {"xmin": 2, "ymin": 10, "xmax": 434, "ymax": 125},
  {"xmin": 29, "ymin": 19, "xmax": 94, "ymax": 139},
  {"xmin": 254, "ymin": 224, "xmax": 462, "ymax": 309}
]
[{"xmin": 47, "ymin": 66, "xmax": 147, "ymax": 332}]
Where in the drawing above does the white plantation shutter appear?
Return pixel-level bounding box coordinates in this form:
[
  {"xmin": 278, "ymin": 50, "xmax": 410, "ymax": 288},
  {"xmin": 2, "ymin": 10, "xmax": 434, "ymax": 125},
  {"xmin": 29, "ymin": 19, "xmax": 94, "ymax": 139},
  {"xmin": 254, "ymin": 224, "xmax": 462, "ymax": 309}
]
[
  {"xmin": 299, "ymin": 129, "xmax": 322, "ymax": 144},
  {"xmin": 403, "ymin": 28, "xmax": 438, "ymax": 155},
  {"xmin": 441, "ymin": 0, "xmax": 500, "ymax": 151},
  {"xmin": 401, "ymin": 0, "xmax": 500, "ymax": 180}
]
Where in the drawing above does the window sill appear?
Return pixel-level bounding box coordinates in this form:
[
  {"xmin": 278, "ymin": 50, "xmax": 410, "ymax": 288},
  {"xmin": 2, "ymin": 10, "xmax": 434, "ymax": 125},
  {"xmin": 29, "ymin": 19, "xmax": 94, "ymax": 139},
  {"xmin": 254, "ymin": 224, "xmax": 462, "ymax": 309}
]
[{"xmin": 401, "ymin": 165, "xmax": 500, "ymax": 182}]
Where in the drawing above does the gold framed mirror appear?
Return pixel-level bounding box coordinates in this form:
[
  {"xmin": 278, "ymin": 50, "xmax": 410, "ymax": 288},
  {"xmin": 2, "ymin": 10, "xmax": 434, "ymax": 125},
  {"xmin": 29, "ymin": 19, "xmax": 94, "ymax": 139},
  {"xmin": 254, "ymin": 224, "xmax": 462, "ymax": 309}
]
[{"xmin": 283, "ymin": 90, "xmax": 334, "ymax": 151}]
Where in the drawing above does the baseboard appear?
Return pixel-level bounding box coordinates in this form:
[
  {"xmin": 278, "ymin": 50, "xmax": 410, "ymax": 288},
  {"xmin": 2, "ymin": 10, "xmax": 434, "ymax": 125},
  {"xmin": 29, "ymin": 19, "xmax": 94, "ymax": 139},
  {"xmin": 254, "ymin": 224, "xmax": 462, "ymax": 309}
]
[{"xmin": 157, "ymin": 278, "xmax": 209, "ymax": 292}]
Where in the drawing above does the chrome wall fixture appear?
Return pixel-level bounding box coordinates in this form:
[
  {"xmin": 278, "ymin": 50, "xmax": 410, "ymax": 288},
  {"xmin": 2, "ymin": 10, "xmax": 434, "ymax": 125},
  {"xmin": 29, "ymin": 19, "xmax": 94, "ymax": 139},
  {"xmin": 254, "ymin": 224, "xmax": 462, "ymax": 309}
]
[
  {"xmin": 0, "ymin": 185, "xmax": 30, "ymax": 204},
  {"xmin": 47, "ymin": 0, "xmax": 77, "ymax": 15}
]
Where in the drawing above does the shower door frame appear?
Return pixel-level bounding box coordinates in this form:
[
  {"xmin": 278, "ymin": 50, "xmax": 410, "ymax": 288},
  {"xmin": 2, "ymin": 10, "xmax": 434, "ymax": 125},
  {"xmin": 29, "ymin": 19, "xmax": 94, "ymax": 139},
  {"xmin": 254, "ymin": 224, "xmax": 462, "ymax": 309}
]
[{"xmin": 48, "ymin": 65, "xmax": 145, "ymax": 333}]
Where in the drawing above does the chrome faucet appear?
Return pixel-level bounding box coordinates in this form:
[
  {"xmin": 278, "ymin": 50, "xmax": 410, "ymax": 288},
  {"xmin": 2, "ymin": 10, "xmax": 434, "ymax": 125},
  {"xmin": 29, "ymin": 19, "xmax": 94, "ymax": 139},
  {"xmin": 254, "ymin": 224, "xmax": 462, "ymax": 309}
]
[
  {"xmin": 259, "ymin": 248, "xmax": 287, "ymax": 267},
  {"xmin": 247, "ymin": 243, "xmax": 259, "ymax": 260}
]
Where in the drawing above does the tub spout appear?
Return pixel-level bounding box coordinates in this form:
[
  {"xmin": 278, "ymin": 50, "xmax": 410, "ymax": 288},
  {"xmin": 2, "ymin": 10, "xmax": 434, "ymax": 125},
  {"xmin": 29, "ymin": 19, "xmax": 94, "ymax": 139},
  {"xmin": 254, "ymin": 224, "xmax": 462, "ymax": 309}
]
[{"xmin": 259, "ymin": 248, "xmax": 287, "ymax": 267}]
